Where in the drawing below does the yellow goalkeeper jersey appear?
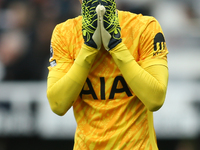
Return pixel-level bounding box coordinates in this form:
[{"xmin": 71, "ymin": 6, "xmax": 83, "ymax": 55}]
[{"xmin": 49, "ymin": 10, "xmax": 168, "ymax": 150}]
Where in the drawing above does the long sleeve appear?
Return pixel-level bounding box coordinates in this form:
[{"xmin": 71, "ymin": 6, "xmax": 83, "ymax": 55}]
[
  {"xmin": 46, "ymin": 21, "xmax": 99, "ymax": 116},
  {"xmin": 47, "ymin": 44, "xmax": 98, "ymax": 116},
  {"xmin": 110, "ymin": 43, "xmax": 168, "ymax": 111}
]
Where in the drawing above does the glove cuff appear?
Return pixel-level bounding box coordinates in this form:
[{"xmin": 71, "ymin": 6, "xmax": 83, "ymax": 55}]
[
  {"xmin": 75, "ymin": 44, "xmax": 99, "ymax": 68},
  {"xmin": 109, "ymin": 43, "xmax": 134, "ymax": 68}
]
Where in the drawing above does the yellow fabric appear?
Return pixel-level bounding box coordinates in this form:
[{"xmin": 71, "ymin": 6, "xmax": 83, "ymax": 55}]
[
  {"xmin": 47, "ymin": 37, "xmax": 98, "ymax": 115},
  {"xmin": 110, "ymin": 43, "xmax": 168, "ymax": 111},
  {"xmin": 47, "ymin": 10, "xmax": 169, "ymax": 150}
]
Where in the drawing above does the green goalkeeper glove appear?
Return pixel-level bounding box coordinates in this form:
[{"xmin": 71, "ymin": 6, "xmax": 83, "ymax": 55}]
[
  {"xmin": 98, "ymin": 0, "xmax": 122, "ymax": 51},
  {"xmin": 82, "ymin": 0, "xmax": 102, "ymax": 50}
]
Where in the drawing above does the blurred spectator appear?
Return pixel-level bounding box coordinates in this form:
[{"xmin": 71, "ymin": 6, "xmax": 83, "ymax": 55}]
[
  {"xmin": 0, "ymin": 30, "xmax": 29, "ymax": 80},
  {"xmin": 0, "ymin": 0, "xmax": 78, "ymax": 81},
  {"xmin": 0, "ymin": 1, "xmax": 33, "ymax": 80}
]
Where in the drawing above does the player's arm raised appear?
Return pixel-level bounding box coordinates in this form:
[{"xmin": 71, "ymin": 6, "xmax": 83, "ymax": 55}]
[
  {"xmin": 100, "ymin": 0, "xmax": 168, "ymax": 112},
  {"xmin": 47, "ymin": 0, "xmax": 102, "ymax": 116}
]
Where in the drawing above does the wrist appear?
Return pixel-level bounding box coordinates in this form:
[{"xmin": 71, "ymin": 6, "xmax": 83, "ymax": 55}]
[
  {"xmin": 75, "ymin": 44, "xmax": 99, "ymax": 68},
  {"xmin": 109, "ymin": 43, "xmax": 135, "ymax": 68}
]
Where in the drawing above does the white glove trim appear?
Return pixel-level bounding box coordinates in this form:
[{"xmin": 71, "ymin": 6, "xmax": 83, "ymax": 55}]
[{"xmin": 92, "ymin": 5, "xmax": 103, "ymax": 50}]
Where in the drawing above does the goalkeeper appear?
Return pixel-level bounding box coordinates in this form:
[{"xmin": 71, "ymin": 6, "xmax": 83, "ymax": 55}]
[{"xmin": 47, "ymin": 0, "xmax": 169, "ymax": 149}]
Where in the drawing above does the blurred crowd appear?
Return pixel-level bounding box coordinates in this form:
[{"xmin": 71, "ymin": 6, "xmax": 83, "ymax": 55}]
[
  {"xmin": 0, "ymin": 0, "xmax": 200, "ymax": 81},
  {"xmin": 0, "ymin": 0, "xmax": 81, "ymax": 81}
]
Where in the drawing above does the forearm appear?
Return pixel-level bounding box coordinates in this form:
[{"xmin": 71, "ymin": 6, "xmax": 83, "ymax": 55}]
[
  {"xmin": 47, "ymin": 45, "xmax": 98, "ymax": 115},
  {"xmin": 110, "ymin": 43, "xmax": 168, "ymax": 111}
]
